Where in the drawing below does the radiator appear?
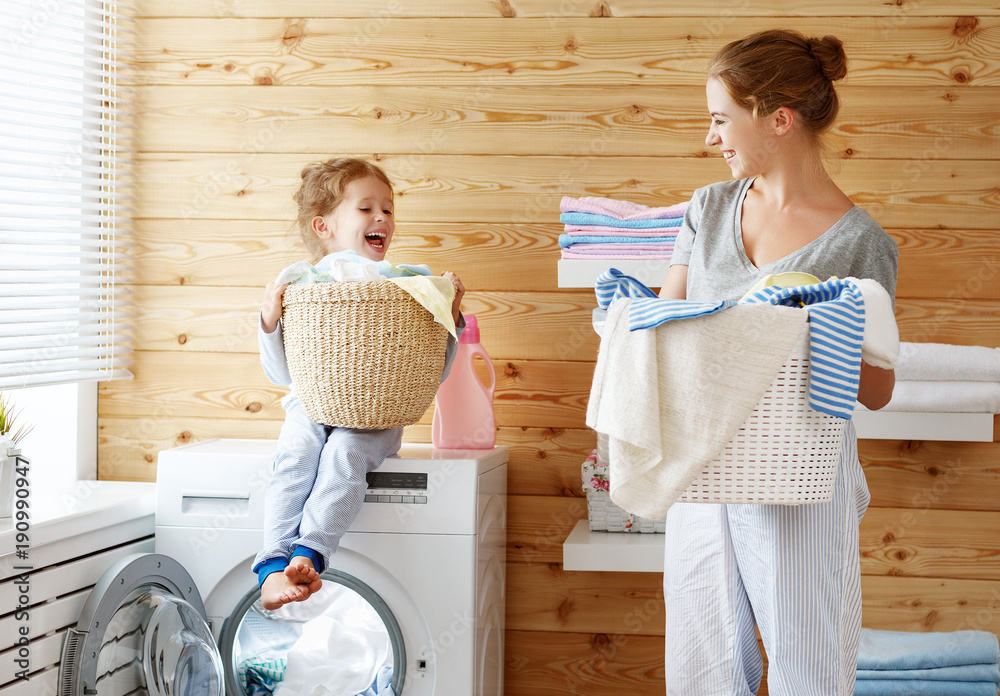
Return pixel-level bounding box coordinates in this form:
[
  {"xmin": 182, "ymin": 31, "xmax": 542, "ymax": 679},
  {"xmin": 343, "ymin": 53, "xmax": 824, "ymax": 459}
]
[{"xmin": 0, "ymin": 510, "xmax": 153, "ymax": 696}]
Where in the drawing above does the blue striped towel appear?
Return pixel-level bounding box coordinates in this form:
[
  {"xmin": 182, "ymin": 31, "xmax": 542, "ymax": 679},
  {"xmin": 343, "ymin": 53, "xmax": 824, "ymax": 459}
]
[
  {"xmin": 560, "ymin": 212, "xmax": 684, "ymax": 228},
  {"xmin": 594, "ymin": 268, "xmax": 866, "ymax": 420}
]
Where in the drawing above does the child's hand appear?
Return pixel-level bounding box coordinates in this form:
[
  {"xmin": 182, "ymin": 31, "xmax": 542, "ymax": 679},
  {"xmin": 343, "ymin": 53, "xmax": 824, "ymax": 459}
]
[
  {"xmin": 261, "ymin": 281, "xmax": 289, "ymax": 333},
  {"xmin": 441, "ymin": 271, "xmax": 465, "ymax": 323}
]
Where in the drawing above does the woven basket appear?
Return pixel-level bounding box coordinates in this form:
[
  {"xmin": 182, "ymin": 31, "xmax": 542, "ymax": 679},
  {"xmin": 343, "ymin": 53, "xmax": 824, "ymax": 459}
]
[
  {"xmin": 586, "ymin": 490, "xmax": 665, "ymax": 533},
  {"xmin": 281, "ymin": 281, "xmax": 449, "ymax": 429},
  {"xmin": 675, "ymin": 327, "xmax": 847, "ymax": 505}
]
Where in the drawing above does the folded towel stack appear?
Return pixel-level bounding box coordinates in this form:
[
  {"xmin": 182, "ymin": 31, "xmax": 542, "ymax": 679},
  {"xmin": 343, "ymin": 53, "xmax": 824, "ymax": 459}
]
[
  {"xmin": 860, "ymin": 342, "xmax": 1000, "ymax": 413},
  {"xmin": 855, "ymin": 628, "xmax": 1000, "ymax": 696},
  {"xmin": 559, "ymin": 195, "xmax": 687, "ymax": 260}
]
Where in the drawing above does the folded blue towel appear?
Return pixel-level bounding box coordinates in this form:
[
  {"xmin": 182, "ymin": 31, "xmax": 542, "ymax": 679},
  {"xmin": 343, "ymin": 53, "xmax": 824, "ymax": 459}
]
[
  {"xmin": 858, "ymin": 664, "xmax": 1000, "ymax": 683},
  {"xmin": 858, "ymin": 629, "xmax": 1000, "ymax": 670},
  {"xmin": 558, "ymin": 234, "xmax": 676, "ymax": 247},
  {"xmin": 560, "ymin": 212, "xmax": 683, "ymax": 228},
  {"xmin": 854, "ymin": 678, "xmax": 1000, "ymax": 696}
]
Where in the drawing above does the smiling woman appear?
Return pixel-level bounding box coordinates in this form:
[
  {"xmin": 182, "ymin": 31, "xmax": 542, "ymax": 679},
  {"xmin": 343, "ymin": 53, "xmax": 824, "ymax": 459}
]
[{"xmin": 656, "ymin": 28, "xmax": 899, "ymax": 696}]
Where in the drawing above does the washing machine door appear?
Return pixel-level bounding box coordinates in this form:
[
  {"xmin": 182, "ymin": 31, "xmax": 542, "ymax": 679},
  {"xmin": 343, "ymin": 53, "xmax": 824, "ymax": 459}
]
[
  {"xmin": 59, "ymin": 553, "xmax": 224, "ymax": 696},
  {"xmin": 219, "ymin": 568, "xmax": 406, "ymax": 696}
]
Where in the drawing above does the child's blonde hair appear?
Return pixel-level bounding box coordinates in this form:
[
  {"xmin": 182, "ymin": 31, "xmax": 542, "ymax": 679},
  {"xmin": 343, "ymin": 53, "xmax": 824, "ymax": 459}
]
[{"xmin": 293, "ymin": 157, "xmax": 394, "ymax": 259}]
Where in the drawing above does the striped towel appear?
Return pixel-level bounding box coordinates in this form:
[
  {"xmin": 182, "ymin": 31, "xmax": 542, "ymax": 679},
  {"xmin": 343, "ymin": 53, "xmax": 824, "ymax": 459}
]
[
  {"xmin": 561, "ymin": 212, "xmax": 684, "ymax": 228},
  {"xmin": 594, "ymin": 268, "xmax": 866, "ymax": 419}
]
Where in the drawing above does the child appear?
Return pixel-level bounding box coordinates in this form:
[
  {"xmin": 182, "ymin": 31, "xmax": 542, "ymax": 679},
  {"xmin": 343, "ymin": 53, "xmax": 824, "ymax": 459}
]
[{"xmin": 253, "ymin": 157, "xmax": 465, "ymax": 610}]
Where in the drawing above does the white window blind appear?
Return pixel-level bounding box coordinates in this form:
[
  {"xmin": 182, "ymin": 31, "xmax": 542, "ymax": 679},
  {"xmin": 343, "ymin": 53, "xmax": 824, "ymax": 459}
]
[{"xmin": 0, "ymin": 0, "xmax": 134, "ymax": 390}]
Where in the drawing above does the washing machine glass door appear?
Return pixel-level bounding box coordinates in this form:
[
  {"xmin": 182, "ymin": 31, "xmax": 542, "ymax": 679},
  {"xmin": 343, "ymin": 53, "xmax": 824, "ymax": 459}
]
[
  {"xmin": 59, "ymin": 553, "xmax": 224, "ymax": 696},
  {"xmin": 220, "ymin": 568, "xmax": 405, "ymax": 696}
]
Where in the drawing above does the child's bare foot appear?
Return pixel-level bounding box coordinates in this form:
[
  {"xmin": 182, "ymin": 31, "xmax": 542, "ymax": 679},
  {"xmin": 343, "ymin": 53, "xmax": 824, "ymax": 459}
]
[{"xmin": 260, "ymin": 556, "xmax": 323, "ymax": 610}]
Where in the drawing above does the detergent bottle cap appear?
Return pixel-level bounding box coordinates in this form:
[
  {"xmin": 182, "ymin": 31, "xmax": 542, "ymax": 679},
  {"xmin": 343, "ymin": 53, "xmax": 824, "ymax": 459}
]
[{"xmin": 460, "ymin": 314, "xmax": 480, "ymax": 344}]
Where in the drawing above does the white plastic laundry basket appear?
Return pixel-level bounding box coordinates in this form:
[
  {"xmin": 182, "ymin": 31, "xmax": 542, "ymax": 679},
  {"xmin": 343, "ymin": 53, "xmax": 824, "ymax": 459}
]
[{"xmin": 676, "ymin": 327, "xmax": 847, "ymax": 505}]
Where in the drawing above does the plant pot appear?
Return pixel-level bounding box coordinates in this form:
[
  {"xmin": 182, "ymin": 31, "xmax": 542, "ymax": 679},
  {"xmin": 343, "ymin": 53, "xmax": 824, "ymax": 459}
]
[{"xmin": 0, "ymin": 445, "xmax": 20, "ymax": 518}]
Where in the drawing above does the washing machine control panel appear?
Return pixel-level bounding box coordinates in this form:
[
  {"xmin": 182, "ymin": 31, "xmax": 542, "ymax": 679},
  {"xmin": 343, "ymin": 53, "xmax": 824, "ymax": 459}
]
[{"xmin": 364, "ymin": 471, "xmax": 428, "ymax": 504}]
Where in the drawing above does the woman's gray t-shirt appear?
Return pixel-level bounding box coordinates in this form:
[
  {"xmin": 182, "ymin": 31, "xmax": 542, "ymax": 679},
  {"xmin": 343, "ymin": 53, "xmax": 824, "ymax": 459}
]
[{"xmin": 670, "ymin": 178, "xmax": 898, "ymax": 302}]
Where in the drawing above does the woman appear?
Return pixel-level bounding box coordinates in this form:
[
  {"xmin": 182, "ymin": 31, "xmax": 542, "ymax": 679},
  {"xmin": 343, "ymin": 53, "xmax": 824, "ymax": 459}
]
[{"xmin": 658, "ymin": 30, "xmax": 897, "ymax": 695}]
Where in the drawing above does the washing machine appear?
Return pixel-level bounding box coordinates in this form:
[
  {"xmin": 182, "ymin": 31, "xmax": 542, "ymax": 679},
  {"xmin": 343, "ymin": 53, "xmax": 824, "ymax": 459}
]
[{"xmin": 58, "ymin": 438, "xmax": 508, "ymax": 696}]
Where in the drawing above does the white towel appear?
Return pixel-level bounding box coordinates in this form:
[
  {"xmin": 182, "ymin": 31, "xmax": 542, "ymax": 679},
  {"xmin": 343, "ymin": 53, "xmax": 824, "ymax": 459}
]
[
  {"xmin": 869, "ymin": 380, "xmax": 1000, "ymax": 413},
  {"xmin": 896, "ymin": 342, "xmax": 1000, "ymax": 382},
  {"xmin": 586, "ymin": 299, "xmax": 807, "ymax": 518},
  {"xmin": 274, "ymin": 584, "xmax": 392, "ymax": 696},
  {"xmin": 854, "ymin": 278, "xmax": 899, "ymax": 370}
]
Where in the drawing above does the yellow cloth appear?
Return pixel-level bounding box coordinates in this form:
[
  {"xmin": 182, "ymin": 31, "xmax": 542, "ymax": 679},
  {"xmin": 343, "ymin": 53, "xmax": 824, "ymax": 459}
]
[
  {"xmin": 388, "ymin": 276, "xmax": 457, "ymax": 338},
  {"xmin": 741, "ymin": 271, "xmax": 822, "ymax": 300}
]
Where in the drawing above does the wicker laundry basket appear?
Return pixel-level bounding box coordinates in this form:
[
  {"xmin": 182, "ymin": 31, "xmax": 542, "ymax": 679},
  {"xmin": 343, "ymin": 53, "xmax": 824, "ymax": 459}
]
[
  {"xmin": 586, "ymin": 490, "xmax": 666, "ymax": 533},
  {"xmin": 281, "ymin": 281, "xmax": 449, "ymax": 430},
  {"xmin": 675, "ymin": 327, "xmax": 848, "ymax": 505}
]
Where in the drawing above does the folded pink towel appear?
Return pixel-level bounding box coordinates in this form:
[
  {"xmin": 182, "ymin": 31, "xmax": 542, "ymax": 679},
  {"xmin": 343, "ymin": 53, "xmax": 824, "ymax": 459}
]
[
  {"xmin": 561, "ymin": 249, "xmax": 673, "ymax": 259},
  {"xmin": 561, "ymin": 195, "xmax": 688, "ymax": 220}
]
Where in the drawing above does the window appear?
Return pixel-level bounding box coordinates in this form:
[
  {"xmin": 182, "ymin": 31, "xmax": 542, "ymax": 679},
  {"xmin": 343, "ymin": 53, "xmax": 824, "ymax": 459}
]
[
  {"xmin": 0, "ymin": 1, "xmax": 134, "ymax": 477},
  {"xmin": 0, "ymin": 0, "xmax": 134, "ymax": 390}
]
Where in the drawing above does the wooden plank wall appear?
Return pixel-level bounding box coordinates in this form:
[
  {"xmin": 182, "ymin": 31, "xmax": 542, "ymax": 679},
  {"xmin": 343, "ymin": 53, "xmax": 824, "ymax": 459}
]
[{"xmin": 105, "ymin": 2, "xmax": 1000, "ymax": 694}]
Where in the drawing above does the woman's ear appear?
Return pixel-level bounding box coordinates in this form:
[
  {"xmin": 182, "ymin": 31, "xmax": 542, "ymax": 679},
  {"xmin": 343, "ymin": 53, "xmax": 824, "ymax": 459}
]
[{"xmin": 772, "ymin": 106, "xmax": 795, "ymax": 136}]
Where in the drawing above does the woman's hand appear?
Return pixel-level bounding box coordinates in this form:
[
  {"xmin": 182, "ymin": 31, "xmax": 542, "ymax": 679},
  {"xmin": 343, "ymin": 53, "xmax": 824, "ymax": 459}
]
[
  {"xmin": 441, "ymin": 271, "xmax": 465, "ymax": 323},
  {"xmin": 261, "ymin": 281, "xmax": 289, "ymax": 333}
]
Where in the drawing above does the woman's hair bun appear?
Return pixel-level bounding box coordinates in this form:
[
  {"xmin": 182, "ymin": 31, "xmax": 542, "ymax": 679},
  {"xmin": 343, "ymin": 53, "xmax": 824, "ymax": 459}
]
[{"xmin": 807, "ymin": 35, "xmax": 848, "ymax": 82}]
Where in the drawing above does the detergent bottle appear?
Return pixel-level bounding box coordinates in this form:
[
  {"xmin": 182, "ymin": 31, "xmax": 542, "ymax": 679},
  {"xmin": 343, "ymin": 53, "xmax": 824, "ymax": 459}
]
[{"xmin": 432, "ymin": 315, "xmax": 496, "ymax": 449}]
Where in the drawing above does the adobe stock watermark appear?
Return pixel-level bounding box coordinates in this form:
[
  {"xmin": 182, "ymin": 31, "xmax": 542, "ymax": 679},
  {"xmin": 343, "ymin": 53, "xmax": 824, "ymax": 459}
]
[
  {"xmin": 180, "ymin": 119, "xmax": 289, "ymax": 220},
  {"xmin": 517, "ymin": 500, "xmax": 586, "ymax": 563},
  {"xmin": 563, "ymin": 599, "xmax": 662, "ymax": 694}
]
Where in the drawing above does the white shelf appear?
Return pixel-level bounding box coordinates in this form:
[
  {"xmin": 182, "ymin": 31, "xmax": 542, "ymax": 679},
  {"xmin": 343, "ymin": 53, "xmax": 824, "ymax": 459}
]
[
  {"xmin": 558, "ymin": 259, "xmax": 668, "ymax": 288},
  {"xmin": 852, "ymin": 410, "xmax": 994, "ymax": 442},
  {"xmin": 563, "ymin": 519, "xmax": 664, "ymax": 573},
  {"xmin": 563, "ymin": 410, "xmax": 995, "ymax": 573}
]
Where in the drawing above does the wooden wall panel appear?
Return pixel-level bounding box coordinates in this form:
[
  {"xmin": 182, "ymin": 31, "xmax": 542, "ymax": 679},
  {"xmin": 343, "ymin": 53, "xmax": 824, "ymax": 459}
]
[
  {"xmin": 135, "ymin": 85, "xmax": 1000, "ymax": 159},
  {"xmin": 112, "ymin": 4, "xmax": 1000, "ymax": 694},
  {"xmin": 132, "ymin": 17, "xmax": 1000, "ymax": 87},
  {"xmin": 134, "ymin": 1, "xmax": 1000, "ymax": 18},
  {"xmin": 136, "ymin": 153, "xmax": 1000, "ymax": 228}
]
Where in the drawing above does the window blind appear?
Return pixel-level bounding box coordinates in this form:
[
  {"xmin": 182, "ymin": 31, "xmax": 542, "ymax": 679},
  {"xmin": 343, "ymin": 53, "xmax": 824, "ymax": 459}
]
[{"xmin": 0, "ymin": 0, "xmax": 135, "ymax": 390}]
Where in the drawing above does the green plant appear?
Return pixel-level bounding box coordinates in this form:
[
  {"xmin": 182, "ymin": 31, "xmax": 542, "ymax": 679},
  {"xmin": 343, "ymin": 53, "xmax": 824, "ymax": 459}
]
[{"xmin": 0, "ymin": 392, "xmax": 34, "ymax": 445}]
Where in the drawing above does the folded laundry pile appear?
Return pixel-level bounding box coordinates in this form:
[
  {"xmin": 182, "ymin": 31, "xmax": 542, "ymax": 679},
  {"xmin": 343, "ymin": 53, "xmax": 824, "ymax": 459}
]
[
  {"xmin": 855, "ymin": 628, "xmax": 1000, "ymax": 696},
  {"xmin": 558, "ymin": 195, "xmax": 687, "ymax": 260},
  {"xmin": 858, "ymin": 342, "xmax": 1000, "ymax": 413}
]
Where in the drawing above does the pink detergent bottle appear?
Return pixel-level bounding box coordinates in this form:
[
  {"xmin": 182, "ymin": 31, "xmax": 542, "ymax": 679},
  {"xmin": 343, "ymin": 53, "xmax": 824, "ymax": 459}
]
[{"xmin": 432, "ymin": 315, "xmax": 496, "ymax": 449}]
